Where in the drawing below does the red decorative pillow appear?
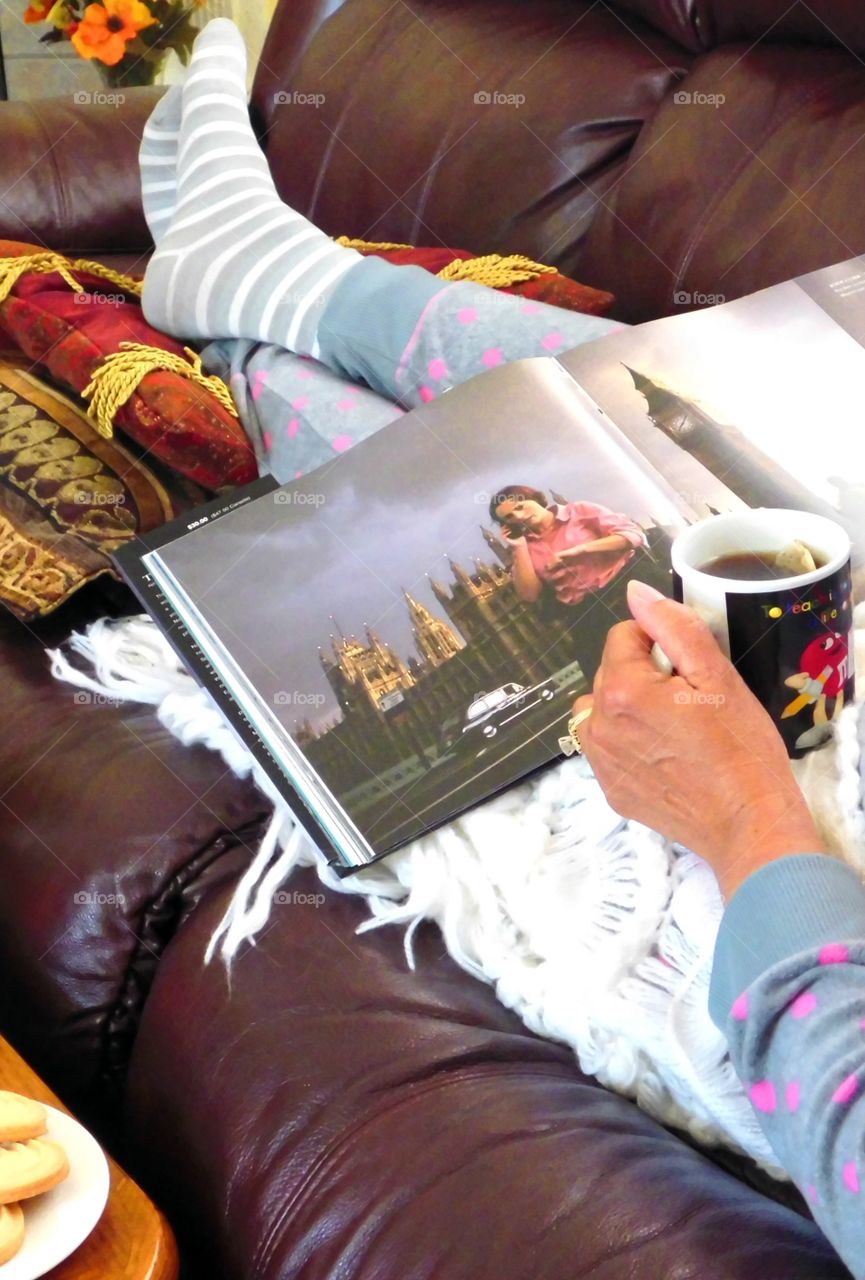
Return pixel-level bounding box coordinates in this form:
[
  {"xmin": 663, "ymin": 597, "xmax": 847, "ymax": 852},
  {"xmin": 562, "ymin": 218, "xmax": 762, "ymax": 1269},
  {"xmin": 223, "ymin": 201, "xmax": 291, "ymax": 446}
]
[
  {"xmin": 335, "ymin": 238, "xmax": 616, "ymax": 316},
  {"xmin": 0, "ymin": 241, "xmax": 257, "ymax": 491}
]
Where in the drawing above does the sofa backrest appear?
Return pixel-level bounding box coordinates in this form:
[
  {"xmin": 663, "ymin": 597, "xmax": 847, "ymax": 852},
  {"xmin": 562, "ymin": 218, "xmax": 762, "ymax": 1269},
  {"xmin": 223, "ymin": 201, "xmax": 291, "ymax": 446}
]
[
  {"xmin": 611, "ymin": 0, "xmax": 865, "ymax": 54},
  {"xmin": 251, "ymin": 0, "xmax": 865, "ymax": 321},
  {"xmin": 251, "ymin": 0, "xmax": 690, "ymax": 307}
]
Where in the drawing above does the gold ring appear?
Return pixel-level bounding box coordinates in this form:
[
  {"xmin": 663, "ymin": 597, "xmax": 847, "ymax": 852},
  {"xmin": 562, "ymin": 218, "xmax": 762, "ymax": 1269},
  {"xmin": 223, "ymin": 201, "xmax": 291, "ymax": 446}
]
[{"xmin": 559, "ymin": 707, "xmax": 593, "ymax": 757}]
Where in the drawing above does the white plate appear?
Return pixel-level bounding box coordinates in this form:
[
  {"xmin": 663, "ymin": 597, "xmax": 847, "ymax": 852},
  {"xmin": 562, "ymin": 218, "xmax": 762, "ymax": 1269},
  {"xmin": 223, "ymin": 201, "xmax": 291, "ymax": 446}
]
[{"xmin": 1, "ymin": 1105, "xmax": 110, "ymax": 1279}]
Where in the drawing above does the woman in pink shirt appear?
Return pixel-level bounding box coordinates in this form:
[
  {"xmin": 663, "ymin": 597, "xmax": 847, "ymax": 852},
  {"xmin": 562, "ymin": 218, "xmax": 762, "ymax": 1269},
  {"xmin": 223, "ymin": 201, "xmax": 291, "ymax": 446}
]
[
  {"xmin": 490, "ymin": 484, "xmax": 647, "ymax": 605},
  {"xmin": 489, "ymin": 484, "xmax": 655, "ymax": 683}
]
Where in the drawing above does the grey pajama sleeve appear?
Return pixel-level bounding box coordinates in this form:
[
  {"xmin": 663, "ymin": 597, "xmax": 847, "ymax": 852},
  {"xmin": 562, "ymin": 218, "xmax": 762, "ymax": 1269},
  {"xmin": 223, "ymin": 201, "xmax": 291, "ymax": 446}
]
[{"xmin": 710, "ymin": 854, "xmax": 865, "ymax": 1278}]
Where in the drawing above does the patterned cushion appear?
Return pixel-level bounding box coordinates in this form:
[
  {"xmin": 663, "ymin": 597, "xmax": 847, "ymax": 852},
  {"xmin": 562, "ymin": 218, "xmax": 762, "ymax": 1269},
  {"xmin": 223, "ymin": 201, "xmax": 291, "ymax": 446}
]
[{"xmin": 0, "ymin": 357, "xmax": 201, "ymax": 620}]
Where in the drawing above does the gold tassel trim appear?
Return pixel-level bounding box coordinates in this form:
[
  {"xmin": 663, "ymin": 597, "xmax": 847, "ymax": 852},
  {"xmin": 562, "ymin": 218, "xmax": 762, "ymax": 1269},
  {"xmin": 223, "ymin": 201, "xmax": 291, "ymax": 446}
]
[
  {"xmin": 436, "ymin": 253, "xmax": 556, "ymax": 287},
  {"xmin": 0, "ymin": 253, "xmax": 84, "ymax": 305},
  {"xmin": 335, "ymin": 238, "xmax": 558, "ymax": 289},
  {"xmin": 0, "ymin": 251, "xmax": 143, "ymax": 306},
  {"xmin": 82, "ymin": 341, "xmax": 238, "ymax": 440},
  {"xmin": 70, "ymin": 259, "xmax": 143, "ymax": 297},
  {"xmin": 335, "ymin": 235, "xmax": 415, "ymax": 252}
]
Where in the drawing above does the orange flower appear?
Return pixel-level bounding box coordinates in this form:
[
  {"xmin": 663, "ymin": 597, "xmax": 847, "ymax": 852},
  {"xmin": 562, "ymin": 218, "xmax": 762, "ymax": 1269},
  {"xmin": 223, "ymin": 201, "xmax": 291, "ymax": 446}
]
[
  {"xmin": 70, "ymin": 0, "xmax": 156, "ymax": 66},
  {"xmin": 23, "ymin": 2, "xmax": 52, "ymax": 21}
]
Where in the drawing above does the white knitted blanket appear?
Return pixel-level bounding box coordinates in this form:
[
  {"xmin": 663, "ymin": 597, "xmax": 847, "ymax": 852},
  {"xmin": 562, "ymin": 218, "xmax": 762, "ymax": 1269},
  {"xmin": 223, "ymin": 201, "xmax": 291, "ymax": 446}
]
[{"xmin": 48, "ymin": 609, "xmax": 865, "ymax": 1176}]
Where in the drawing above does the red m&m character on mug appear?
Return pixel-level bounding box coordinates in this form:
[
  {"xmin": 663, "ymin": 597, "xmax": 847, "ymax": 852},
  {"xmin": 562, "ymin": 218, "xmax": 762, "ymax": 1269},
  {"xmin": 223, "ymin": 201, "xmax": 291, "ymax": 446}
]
[{"xmin": 782, "ymin": 630, "xmax": 851, "ymax": 750}]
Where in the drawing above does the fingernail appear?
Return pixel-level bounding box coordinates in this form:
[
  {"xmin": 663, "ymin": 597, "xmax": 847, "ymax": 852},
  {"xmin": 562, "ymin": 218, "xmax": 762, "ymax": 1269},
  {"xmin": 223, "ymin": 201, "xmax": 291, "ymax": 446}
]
[{"xmin": 627, "ymin": 580, "xmax": 665, "ymax": 608}]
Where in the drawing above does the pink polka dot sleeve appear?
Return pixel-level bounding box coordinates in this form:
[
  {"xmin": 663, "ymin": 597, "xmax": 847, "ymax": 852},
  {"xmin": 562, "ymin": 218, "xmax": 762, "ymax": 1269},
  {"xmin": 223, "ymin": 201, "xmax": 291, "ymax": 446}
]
[{"xmin": 709, "ymin": 854, "xmax": 865, "ymax": 1277}]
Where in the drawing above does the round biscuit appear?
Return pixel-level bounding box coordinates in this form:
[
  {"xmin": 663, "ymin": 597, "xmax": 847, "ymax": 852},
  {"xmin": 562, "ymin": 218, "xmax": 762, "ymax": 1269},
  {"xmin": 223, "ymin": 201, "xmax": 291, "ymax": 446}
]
[
  {"xmin": 0, "ymin": 1138, "xmax": 69, "ymax": 1204},
  {"xmin": 0, "ymin": 1092, "xmax": 47, "ymax": 1144},
  {"xmin": 0, "ymin": 1202, "xmax": 24, "ymax": 1264}
]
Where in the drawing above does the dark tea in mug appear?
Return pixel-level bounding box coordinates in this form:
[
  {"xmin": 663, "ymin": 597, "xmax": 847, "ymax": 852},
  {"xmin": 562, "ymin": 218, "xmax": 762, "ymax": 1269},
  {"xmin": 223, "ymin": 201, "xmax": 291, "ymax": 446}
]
[{"xmin": 700, "ymin": 550, "xmax": 825, "ymax": 581}]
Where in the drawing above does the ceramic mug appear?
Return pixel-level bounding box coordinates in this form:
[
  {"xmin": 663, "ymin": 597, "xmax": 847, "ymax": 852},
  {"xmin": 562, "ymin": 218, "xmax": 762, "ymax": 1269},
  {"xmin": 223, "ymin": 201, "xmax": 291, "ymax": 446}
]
[{"xmin": 670, "ymin": 509, "xmax": 855, "ymax": 756}]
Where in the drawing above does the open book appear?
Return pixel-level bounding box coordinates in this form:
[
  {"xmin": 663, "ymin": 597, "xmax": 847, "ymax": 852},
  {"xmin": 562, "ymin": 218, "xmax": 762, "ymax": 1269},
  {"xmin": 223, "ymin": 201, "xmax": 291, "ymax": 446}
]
[{"xmin": 115, "ymin": 256, "xmax": 865, "ymax": 871}]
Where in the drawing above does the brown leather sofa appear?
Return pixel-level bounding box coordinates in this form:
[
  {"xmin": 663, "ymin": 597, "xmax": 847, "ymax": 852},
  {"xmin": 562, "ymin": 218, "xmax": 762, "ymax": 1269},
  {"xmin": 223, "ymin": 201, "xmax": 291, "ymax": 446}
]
[{"xmin": 1, "ymin": 1, "xmax": 863, "ymax": 1276}]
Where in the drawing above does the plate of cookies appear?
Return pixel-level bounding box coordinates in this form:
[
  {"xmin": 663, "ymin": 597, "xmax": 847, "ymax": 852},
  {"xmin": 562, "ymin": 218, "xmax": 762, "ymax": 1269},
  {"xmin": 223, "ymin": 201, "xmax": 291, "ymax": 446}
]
[{"xmin": 0, "ymin": 1092, "xmax": 109, "ymax": 1277}]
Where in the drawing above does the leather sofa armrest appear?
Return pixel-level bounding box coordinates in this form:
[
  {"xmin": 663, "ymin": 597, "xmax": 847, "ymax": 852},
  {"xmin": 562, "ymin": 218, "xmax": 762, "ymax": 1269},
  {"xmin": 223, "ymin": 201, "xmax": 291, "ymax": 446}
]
[
  {"xmin": 0, "ymin": 87, "xmax": 163, "ymax": 257},
  {"xmin": 126, "ymin": 873, "xmax": 851, "ymax": 1280}
]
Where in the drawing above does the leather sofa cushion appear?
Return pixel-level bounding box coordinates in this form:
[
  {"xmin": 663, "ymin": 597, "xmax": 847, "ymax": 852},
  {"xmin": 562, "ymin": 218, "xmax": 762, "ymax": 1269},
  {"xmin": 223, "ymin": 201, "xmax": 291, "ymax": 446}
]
[
  {"xmin": 577, "ymin": 42, "xmax": 865, "ymax": 320},
  {"xmin": 251, "ymin": 0, "xmax": 350, "ymax": 135},
  {"xmin": 258, "ymin": 0, "xmax": 691, "ymax": 287},
  {"xmin": 0, "ymin": 91, "xmax": 161, "ymax": 255},
  {"xmin": 0, "ymin": 589, "xmax": 267, "ymax": 1126},
  {"xmin": 125, "ymin": 869, "xmax": 850, "ymax": 1280}
]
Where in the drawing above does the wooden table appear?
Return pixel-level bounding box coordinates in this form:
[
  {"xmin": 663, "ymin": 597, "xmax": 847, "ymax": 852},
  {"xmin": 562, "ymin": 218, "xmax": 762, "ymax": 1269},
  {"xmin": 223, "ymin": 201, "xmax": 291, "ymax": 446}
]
[{"xmin": 0, "ymin": 1036, "xmax": 178, "ymax": 1280}]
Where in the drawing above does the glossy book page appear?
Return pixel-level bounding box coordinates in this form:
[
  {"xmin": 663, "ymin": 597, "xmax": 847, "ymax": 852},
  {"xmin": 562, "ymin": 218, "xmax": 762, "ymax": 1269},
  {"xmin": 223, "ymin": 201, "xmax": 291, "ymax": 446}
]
[
  {"xmin": 145, "ymin": 358, "xmax": 692, "ymax": 865},
  {"xmin": 560, "ymin": 258, "xmax": 865, "ymax": 595}
]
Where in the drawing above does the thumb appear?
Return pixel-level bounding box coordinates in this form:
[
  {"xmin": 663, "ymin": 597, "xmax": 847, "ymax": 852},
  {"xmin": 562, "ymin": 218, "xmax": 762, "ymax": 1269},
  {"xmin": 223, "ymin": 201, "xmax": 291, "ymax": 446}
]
[{"xmin": 626, "ymin": 580, "xmax": 730, "ymax": 686}]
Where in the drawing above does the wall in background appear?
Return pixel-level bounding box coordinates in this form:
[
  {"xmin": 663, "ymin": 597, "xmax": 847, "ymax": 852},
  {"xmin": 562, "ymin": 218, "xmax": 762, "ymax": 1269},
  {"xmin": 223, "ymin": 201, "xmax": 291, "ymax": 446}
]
[
  {"xmin": 161, "ymin": 1, "xmax": 271, "ymax": 86},
  {"xmin": 0, "ymin": 6, "xmax": 101, "ymax": 101},
  {"xmin": 0, "ymin": 1, "xmax": 273, "ymax": 100}
]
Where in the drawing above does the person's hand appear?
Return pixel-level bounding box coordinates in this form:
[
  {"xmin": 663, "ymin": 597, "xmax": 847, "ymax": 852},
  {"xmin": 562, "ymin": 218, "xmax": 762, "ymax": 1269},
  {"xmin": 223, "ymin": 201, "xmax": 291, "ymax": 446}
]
[
  {"xmin": 572, "ymin": 580, "xmax": 825, "ymax": 897},
  {"xmin": 500, "ymin": 525, "xmax": 526, "ymax": 544},
  {"xmin": 547, "ymin": 547, "xmax": 583, "ymax": 576}
]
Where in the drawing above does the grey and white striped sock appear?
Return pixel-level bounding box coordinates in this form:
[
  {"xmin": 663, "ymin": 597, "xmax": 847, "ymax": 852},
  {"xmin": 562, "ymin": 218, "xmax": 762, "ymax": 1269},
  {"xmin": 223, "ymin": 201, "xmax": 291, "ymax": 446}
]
[
  {"xmin": 142, "ymin": 18, "xmax": 360, "ymax": 357},
  {"xmin": 139, "ymin": 83, "xmax": 184, "ymax": 245}
]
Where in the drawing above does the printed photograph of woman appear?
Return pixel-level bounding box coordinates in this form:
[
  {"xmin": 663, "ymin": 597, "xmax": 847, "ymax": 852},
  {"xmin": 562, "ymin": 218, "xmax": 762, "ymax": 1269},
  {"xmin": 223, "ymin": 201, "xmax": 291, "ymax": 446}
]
[{"xmin": 490, "ymin": 483, "xmax": 672, "ymax": 678}]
